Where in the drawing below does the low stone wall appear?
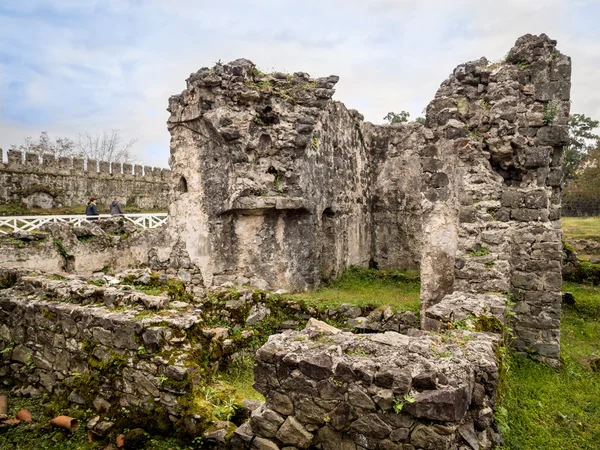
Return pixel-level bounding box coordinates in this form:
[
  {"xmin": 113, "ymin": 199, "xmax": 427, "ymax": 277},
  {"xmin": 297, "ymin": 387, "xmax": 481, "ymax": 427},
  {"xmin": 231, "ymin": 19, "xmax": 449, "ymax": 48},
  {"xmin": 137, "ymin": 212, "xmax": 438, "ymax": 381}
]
[
  {"xmin": 0, "ymin": 219, "xmax": 162, "ymax": 274},
  {"xmin": 0, "ymin": 267, "xmax": 426, "ymax": 443},
  {"xmin": 0, "ymin": 271, "xmax": 214, "ymax": 434},
  {"xmin": 241, "ymin": 320, "xmax": 502, "ymax": 450}
]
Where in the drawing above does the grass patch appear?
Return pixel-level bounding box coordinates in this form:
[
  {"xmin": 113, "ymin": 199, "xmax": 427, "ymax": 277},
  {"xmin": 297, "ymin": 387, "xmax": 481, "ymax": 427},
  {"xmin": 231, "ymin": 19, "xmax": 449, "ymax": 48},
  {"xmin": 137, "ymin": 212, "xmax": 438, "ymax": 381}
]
[
  {"xmin": 563, "ymin": 216, "xmax": 600, "ymax": 242},
  {"xmin": 290, "ymin": 266, "xmax": 420, "ymax": 313},
  {"xmin": 216, "ymin": 354, "xmax": 264, "ymax": 402},
  {"xmin": 0, "ymin": 395, "xmax": 207, "ymax": 450},
  {"xmin": 0, "ymin": 397, "xmax": 98, "ymax": 450},
  {"xmin": 498, "ymin": 282, "xmax": 600, "ymax": 449}
]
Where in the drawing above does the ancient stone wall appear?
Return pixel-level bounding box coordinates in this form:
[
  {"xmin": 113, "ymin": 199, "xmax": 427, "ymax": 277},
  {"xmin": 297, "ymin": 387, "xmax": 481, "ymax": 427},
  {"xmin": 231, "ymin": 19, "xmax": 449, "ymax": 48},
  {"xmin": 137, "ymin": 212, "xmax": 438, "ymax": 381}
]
[
  {"xmin": 240, "ymin": 319, "xmax": 502, "ymax": 450},
  {"xmin": 0, "ymin": 269, "xmax": 218, "ymax": 435},
  {"xmin": 166, "ymin": 62, "xmax": 373, "ymax": 291},
  {"xmin": 365, "ymin": 123, "xmax": 425, "ymax": 271},
  {"xmin": 165, "ymin": 60, "xmax": 428, "ymax": 291},
  {"xmin": 0, "ymin": 149, "xmax": 170, "ymax": 210},
  {"xmin": 421, "ymin": 34, "xmax": 570, "ymax": 362},
  {"xmin": 0, "ymin": 220, "xmax": 163, "ymax": 275}
]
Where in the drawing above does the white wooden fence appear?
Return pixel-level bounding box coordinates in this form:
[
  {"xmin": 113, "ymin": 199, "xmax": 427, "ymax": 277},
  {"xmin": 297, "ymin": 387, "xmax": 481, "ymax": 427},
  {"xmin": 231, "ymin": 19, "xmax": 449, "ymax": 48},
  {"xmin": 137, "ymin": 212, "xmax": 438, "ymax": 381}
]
[{"xmin": 0, "ymin": 213, "xmax": 168, "ymax": 235}]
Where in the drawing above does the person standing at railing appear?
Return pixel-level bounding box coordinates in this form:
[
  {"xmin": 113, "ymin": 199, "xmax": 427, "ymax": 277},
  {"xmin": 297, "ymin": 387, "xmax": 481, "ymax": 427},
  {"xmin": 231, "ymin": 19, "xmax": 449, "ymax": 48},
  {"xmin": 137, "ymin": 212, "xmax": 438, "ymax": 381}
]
[
  {"xmin": 85, "ymin": 198, "xmax": 99, "ymax": 221},
  {"xmin": 110, "ymin": 196, "xmax": 124, "ymax": 216}
]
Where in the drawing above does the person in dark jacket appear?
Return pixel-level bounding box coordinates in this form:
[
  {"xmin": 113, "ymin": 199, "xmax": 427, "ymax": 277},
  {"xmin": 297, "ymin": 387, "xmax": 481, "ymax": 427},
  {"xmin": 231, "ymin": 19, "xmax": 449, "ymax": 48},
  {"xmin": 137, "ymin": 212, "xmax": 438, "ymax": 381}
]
[
  {"xmin": 86, "ymin": 197, "xmax": 100, "ymax": 221},
  {"xmin": 110, "ymin": 196, "xmax": 124, "ymax": 215}
]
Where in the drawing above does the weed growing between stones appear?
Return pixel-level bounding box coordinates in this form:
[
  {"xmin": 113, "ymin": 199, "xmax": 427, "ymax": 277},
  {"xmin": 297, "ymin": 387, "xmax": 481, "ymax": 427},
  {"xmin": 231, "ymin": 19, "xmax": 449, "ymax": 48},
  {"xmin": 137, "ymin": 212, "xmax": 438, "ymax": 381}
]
[{"xmin": 0, "ymin": 271, "xmax": 18, "ymax": 289}]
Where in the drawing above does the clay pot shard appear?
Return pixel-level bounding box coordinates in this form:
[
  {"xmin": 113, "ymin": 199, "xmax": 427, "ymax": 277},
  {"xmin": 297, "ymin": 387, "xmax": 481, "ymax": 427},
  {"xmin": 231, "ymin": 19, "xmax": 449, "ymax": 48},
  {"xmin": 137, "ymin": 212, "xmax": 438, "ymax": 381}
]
[
  {"xmin": 2, "ymin": 418, "xmax": 20, "ymax": 425},
  {"xmin": 50, "ymin": 415, "xmax": 80, "ymax": 432},
  {"xmin": 15, "ymin": 409, "xmax": 32, "ymax": 423},
  {"xmin": 0, "ymin": 395, "xmax": 7, "ymax": 420}
]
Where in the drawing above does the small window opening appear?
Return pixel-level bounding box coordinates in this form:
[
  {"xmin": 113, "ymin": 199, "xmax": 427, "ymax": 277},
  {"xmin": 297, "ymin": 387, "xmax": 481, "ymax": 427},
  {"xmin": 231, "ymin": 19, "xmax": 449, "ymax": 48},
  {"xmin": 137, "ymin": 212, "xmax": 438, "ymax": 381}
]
[{"xmin": 177, "ymin": 175, "xmax": 188, "ymax": 193}]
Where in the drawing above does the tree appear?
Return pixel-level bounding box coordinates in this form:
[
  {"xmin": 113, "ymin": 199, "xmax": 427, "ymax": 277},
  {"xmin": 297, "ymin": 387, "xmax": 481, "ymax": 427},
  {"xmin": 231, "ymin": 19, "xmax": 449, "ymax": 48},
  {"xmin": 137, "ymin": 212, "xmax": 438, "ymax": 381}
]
[
  {"xmin": 384, "ymin": 111, "xmax": 410, "ymax": 124},
  {"xmin": 76, "ymin": 130, "xmax": 136, "ymax": 164},
  {"xmin": 562, "ymin": 140, "xmax": 600, "ymax": 212},
  {"xmin": 562, "ymin": 114, "xmax": 600, "ymax": 180},
  {"xmin": 9, "ymin": 131, "xmax": 76, "ymax": 159},
  {"xmin": 9, "ymin": 130, "xmax": 136, "ymax": 164}
]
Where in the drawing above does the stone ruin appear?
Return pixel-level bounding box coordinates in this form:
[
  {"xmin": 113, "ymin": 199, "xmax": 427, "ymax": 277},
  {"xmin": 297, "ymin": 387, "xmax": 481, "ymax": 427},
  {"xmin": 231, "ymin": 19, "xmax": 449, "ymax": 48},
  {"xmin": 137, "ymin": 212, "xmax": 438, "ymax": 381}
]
[
  {"xmin": 0, "ymin": 33, "xmax": 571, "ymax": 449},
  {"xmin": 167, "ymin": 33, "xmax": 569, "ymax": 360}
]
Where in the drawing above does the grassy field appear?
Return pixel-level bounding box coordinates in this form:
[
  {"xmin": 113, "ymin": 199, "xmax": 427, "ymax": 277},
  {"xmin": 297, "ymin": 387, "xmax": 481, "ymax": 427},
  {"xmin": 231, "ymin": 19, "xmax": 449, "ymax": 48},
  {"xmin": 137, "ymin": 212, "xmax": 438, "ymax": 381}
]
[
  {"xmin": 498, "ymin": 281, "xmax": 600, "ymax": 449},
  {"xmin": 563, "ymin": 216, "xmax": 600, "ymax": 242},
  {"xmin": 290, "ymin": 266, "xmax": 421, "ymax": 313}
]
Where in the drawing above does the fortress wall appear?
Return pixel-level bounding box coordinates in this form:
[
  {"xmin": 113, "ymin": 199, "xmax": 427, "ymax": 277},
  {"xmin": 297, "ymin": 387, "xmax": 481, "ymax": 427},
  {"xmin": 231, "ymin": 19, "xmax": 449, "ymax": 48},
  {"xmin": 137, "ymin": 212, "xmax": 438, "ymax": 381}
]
[{"xmin": 0, "ymin": 150, "xmax": 170, "ymax": 211}]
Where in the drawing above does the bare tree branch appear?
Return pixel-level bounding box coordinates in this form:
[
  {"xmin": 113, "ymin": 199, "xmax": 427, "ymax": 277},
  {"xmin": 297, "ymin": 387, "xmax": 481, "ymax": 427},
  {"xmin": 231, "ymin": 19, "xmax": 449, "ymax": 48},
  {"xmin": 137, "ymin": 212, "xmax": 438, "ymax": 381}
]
[
  {"xmin": 9, "ymin": 130, "xmax": 137, "ymax": 164},
  {"xmin": 75, "ymin": 130, "xmax": 136, "ymax": 164},
  {"xmin": 9, "ymin": 131, "xmax": 76, "ymax": 158}
]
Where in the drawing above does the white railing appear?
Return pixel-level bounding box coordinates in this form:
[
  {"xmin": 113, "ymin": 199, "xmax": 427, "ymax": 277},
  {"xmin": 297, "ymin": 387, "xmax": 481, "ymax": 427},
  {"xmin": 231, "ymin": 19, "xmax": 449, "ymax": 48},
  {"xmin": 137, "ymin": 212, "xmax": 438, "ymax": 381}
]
[{"xmin": 0, "ymin": 213, "xmax": 168, "ymax": 235}]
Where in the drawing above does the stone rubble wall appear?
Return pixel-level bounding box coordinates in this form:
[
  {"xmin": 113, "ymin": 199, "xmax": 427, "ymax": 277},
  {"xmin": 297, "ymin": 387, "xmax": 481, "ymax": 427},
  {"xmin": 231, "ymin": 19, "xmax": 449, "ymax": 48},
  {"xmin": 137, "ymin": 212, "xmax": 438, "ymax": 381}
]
[
  {"xmin": 165, "ymin": 60, "xmax": 415, "ymax": 291},
  {"xmin": 0, "ymin": 220, "xmax": 166, "ymax": 275},
  {"xmin": 421, "ymin": 34, "xmax": 570, "ymax": 362},
  {"xmin": 0, "ymin": 149, "xmax": 170, "ymax": 210},
  {"xmin": 239, "ymin": 320, "xmax": 501, "ymax": 450},
  {"xmin": 0, "ymin": 270, "xmax": 211, "ymax": 433}
]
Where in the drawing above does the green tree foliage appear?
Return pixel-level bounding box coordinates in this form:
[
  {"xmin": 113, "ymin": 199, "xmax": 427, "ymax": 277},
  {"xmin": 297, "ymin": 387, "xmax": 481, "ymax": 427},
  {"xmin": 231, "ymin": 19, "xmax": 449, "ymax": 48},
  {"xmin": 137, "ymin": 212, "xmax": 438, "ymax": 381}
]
[
  {"xmin": 384, "ymin": 111, "xmax": 410, "ymax": 124},
  {"xmin": 563, "ymin": 140, "xmax": 600, "ymax": 208},
  {"xmin": 562, "ymin": 114, "xmax": 600, "ymax": 180}
]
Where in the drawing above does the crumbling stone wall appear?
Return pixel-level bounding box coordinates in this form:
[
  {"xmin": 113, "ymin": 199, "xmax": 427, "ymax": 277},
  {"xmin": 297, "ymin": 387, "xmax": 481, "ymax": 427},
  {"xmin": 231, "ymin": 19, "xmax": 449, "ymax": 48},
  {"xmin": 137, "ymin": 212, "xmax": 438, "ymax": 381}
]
[
  {"xmin": 365, "ymin": 122, "xmax": 425, "ymax": 271},
  {"xmin": 0, "ymin": 270, "xmax": 209, "ymax": 433},
  {"xmin": 239, "ymin": 319, "xmax": 502, "ymax": 450},
  {"xmin": 0, "ymin": 220, "xmax": 163, "ymax": 274},
  {"xmin": 166, "ymin": 60, "xmax": 430, "ymax": 291},
  {"xmin": 167, "ymin": 62, "xmax": 373, "ymax": 290},
  {"xmin": 0, "ymin": 150, "xmax": 170, "ymax": 210},
  {"xmin": 420, "ymin": 34, "xmax": 570, "ymax": 362}
]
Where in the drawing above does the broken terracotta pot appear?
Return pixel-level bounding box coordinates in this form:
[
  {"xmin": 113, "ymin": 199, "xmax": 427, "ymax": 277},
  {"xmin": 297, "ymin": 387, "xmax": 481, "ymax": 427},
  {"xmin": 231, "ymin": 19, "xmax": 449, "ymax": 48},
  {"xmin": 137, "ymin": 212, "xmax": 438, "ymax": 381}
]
[
  {"xmin": 15, "ymin": 409, "xmax": 32, "ymax": 423},
  {"xmin": 50, "ymin": 415, "xmax": 80, "ymax": 432},
  {"xmin": 2, "ymin": 418, "xmax": 20, "ymax": 425},
  {"xmin": 0, "ymin": 395, "xmax": 7, "ymax": 420}
]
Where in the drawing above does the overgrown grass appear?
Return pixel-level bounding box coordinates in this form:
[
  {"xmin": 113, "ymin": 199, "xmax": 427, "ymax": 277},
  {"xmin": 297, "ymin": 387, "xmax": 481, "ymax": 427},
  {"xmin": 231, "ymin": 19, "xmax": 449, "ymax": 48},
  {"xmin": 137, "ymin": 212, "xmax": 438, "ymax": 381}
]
[
  {"xmin": 498, "ymin": 282, "xmax": 600, "ymax": 449},
  {"xmin": 216, "ymin": 354, "xmax": 264, "ymax": 402},
  {"xmin": 291, "ymin": 266, "xmax": 420, "ymax": 313},
  {"xmin": 563, "ymin": 216, "xmax": 600, "ymax": 242}
]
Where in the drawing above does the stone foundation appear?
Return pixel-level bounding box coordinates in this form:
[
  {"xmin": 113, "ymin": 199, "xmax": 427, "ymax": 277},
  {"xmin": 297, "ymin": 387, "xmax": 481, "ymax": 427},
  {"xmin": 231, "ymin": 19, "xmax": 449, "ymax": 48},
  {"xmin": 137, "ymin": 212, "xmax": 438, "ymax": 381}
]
[
  {"xmin": 241, "ymin": 320, "xmax": 502, "ymax": 450},
  {"xmin": 0, "ymin": 270, "xmax": 209, "ymax": 433}
]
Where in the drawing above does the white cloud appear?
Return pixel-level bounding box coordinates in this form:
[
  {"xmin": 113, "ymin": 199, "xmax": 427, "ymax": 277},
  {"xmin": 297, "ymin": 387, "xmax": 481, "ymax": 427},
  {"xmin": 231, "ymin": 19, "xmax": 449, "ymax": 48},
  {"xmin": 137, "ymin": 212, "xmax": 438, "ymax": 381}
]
[{"xmin": 1, "ymin": 0, "xmax": 599, "ymax": 167}]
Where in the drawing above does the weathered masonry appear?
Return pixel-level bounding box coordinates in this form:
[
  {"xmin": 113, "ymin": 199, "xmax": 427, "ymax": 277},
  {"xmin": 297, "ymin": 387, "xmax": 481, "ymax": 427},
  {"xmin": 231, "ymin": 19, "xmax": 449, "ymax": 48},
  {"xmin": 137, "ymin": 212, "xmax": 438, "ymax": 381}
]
[
  {"xmin": 0, "ymin": 33, "xmax": 571, "ymax": 450},
  {"xmin": 0, "ymin": 149, "xmax": 170, "ymax": 210},
  {"xmin": 167, "ymin": 34, "xmax": 569, "ymax": 362}
]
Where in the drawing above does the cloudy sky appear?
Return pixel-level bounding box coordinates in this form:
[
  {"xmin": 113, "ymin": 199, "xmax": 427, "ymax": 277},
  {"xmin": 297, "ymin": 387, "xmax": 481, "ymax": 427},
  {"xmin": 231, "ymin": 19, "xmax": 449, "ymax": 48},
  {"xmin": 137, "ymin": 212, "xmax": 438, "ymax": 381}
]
[{"xmin": 0, "ymin": 0, "xmax": 599, "ymax": 167}]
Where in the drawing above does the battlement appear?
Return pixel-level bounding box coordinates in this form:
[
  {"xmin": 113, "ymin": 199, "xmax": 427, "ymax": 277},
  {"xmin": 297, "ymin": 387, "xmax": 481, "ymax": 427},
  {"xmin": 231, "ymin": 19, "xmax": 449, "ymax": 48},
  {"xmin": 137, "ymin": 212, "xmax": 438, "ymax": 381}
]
[
  {"xmin": 0, "ymin": 148, "xmax": 171, "ymax": 181},
  {"xmin": 0, "ymin": 149, "xmax": 171, "ymax": 210}
]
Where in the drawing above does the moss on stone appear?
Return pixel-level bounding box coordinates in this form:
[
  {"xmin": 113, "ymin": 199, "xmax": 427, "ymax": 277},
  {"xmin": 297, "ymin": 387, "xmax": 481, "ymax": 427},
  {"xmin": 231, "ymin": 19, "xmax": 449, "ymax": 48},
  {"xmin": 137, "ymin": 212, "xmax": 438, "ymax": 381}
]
[{"xmin": 474, "ymin": 314, "xmax": 503, "ymax": 333}]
